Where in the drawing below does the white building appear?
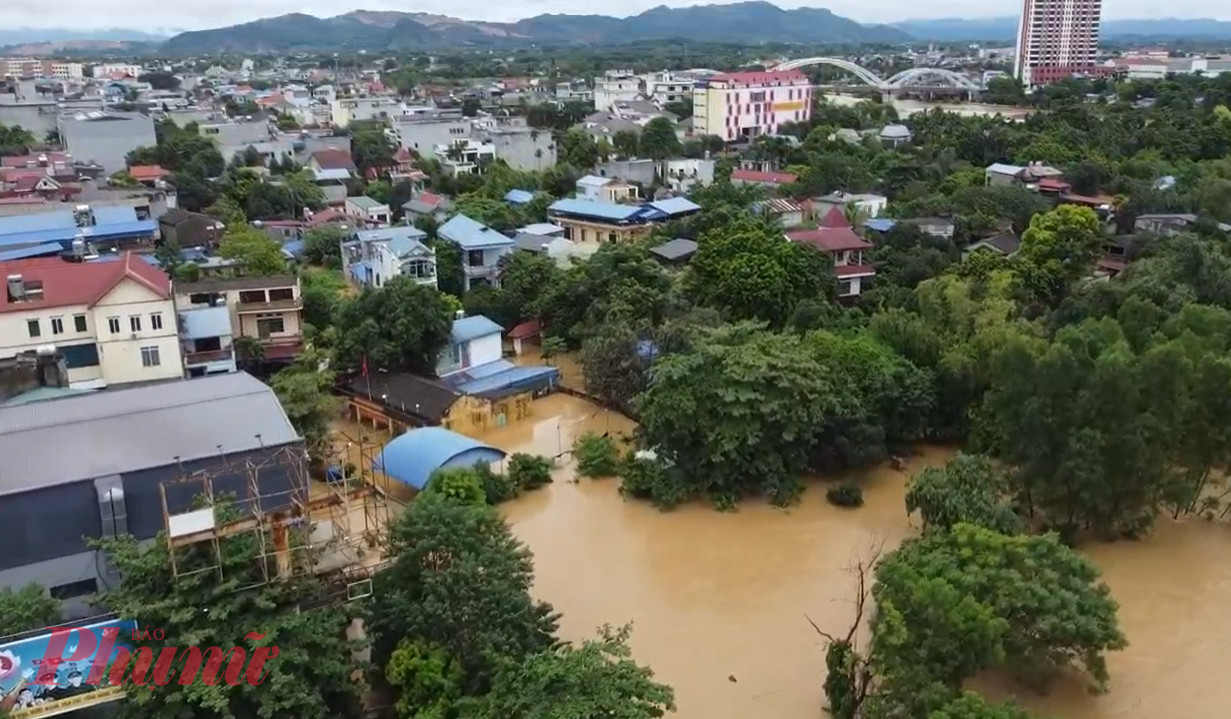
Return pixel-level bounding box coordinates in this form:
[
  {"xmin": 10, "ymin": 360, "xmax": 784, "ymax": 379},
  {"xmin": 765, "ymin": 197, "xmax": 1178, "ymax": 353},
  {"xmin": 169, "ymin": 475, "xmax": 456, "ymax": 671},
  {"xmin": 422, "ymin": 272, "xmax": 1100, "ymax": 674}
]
[
  {"xmin": 1, "ymin": 58, "xmax": 42, "ymax": 79},
  {"xmin": 93, "ymin": 63, "xmax": 144, "ymax": 80},
  {"xmin": 0, "ymin": 254, "xmax": 183, "ymax": 389},
  {"xmin": 344, "ymin": 196, "xmax": 392, "ymax": 226},
  {"xmin": 341, "ymin": 227, "xmax": 437, "ymax": 290},
  {"xmin": 593, "ymin": 69, "xmax": 641, "ymax": 111},
  {"xmin": 660, "ymin": 158, "xmax": 715, "ymax": 194},
  {"xmin": 435, "ymin": 139, "xmax": 495, "ymax": 176},
  {"xmin": 642, "ymin": 71, "xmax": 695, "ymax": 106},
  {"xmin": 47, "ymin": 62, "xmax": 85, "ymax": 82},
  {"xmin": 1013, "ymin": 0, "xmax": 1102, "ymax": 87},
  {"xmin": 330, "ymin": 97, "xmax": 400, "ymax": 128},
  {"xmin": 692, "ymin": 70, "xmax": 812, "ymax": 142}
]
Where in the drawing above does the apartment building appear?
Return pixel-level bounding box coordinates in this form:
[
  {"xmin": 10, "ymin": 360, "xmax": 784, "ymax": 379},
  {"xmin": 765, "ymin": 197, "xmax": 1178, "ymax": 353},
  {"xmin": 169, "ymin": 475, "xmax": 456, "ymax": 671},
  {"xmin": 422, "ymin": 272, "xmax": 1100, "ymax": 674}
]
[
  {"xmin": 593, "ymin": 70, "xmax": 641, "ymax": 111},
  {"xmin": 0, "ymin": 254, "xmax": 183, "ymax": 389},
  {"xmin": 344, "ymin": 196, "xmax": 392, "ymax": 226},
  {"xmin": 1, "ymin": 58, "xmax": 42, "ymax": 79},
  {"xmin": 175, "ymin": 276, "xmax": 305, "ymax": 363},
  {"xmin": 1014, "ymin": 0, "xmax": 1103, "ymax": 86},
  {"xmin": 330, "ymin": 97, "xmax": 400, "ymax": 128},
  {"xmin": 92, "ymin": 63, "xmax": 144, "ymax": 79},
  {"xmin": 692, "ymin": 70, "xmax": 812, "ymax": 142},
  {"xmin": 392, "ymin": 112, "xmax": 471, "ymax": 158},
  {"xmin": 436, "ymin": 139, "xmax": 495, "ymax": 176}
]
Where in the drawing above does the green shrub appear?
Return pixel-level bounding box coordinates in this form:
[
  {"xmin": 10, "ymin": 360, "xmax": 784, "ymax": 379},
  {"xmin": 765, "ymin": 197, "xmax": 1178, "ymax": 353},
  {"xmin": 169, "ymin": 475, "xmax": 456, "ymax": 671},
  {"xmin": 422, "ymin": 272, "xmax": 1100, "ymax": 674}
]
[
  {"xmin": 619, "ymin": 452, "xmax": 692, "ymax": 510},
  {"xmin": 508, "ymin": 453, "xmax": 553, "ymax": 491},
  {"xmin": 424, "ymin": 467, "xmax": 486, "ymax": 506},
  {"xmin": 573, "ymin": 432, "xmax": 621, "ymax": 478},
  {"xmin": 826, "ymin": 482, "xmax": 864, "ymax": 508},
  {"xmin": 474, "ymin": 461, "xmax": 519, "ymax": 504}
]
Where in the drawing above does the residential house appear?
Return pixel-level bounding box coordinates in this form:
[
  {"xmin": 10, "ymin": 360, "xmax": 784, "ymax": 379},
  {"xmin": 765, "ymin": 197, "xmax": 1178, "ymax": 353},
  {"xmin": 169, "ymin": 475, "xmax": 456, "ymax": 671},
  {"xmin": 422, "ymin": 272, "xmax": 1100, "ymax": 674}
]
[
  {"xmin": 304, "ymin": 208, "xmax": 355, "ymax": 233},
  {"xmin": 0, "ymin": 253, "xmax": 183, "ymax": 389},
  {"xmin": 437, "ymin": 314, "xmax": 559, "ymax": 400},
  {"xmin": 985, "ymin": 163, "xmax": 1026, "ymax": 186},
  {"xmin": 1134, "ymin": 213, "xmax": 1202, "ymax": 235},
  {"xmin": 812, "ymin": 192, "xmax": 888, "ymax": 221},
  {"xmin": 173, "ymin": 287, "xmax": 237, "ymax": 376},
  {"xmin": 391, "ymin": 112, "xmax": 471, "ymax": 159},
  {"xmin": 576, "ymin": 175, "xmax": 639, "ymax": 203},
  {"xmin": 785, "ymin": 207, "xmax": 876, "ymax": 299},
  {"xmin": 504, "ymin": 189, "xmax": 535, "ymax": 205},
  {"xmin": 0, "ymin": 373, "xmax": 302, "ymax": 613},
  {"xmin": 729, "ymin": 168, "xmax": 798, "ymax": 191},
  {"xmin": 517, "ymin": 223, "xmax": 566, "ymax": 238},
  {"xmin": 126, "ymin": 165, "xmax": 170, "ymax": 186},
  {"xmin": 438, "ymin": 215, "xmax": 515, "ymax": 290},
  {"xmin": 592, "ymin": 69, "xmax": 642, "ymax": 111},
  {"xmin": 962, "ymin": 232, "xmax": 1021, "ymax": 259},
  {"xmin": 1036, "ymin": 177, "xmax": 1072, "ymax": 196},
  {"xmin": 484, "ymin": 126, "xmax": 556, "ymax": 172},
  {"xmin": 752, "ymin": 198, "xmax": 806, "ymax": 227},
  {"xmin": 513, "ymin": 232, "xmax": 595, "ymax": 268},
  {"xmin": 159, "ymin": 209, "xmax": 226, "ymax": 248},
  {"xmin": 330, "ymin": 96, "xmax": 400, "ymax": 128},
  {"xmin": 58, "ymin": 111, "xmax": 157, "ymax": 175},
  {"xmin": 595, "ymin": 159, "xmax": 657, "ymax": 187},
  {"xmin": 660, "ymin": 158, "xmax": 715, "ymax": 194},
  {"xmin": 308, "ymin": 148, "xmax": 356, "ymax": 175},
  {"xmin": 402, "ymin": 191, "xmax": 452, "ymax": 224},
  {"xmin": 547, "ymin": 198, "xmax": 682, "ymax": 245},
  {"xmin": 342, "ymin": 226, "xmax": 437, "ymax": 290},
  {"xmin": 175, "ymin": 276, "xmax": 304, "ymax": 363},
  {"xmin": 344, "ymin": 196, "xmax": 392, "ymax": 227},
  {"xmin": 900, "ymin": 217, "xmax": 956, "ymax": 240},
  {"xmin": 435, "ymin": 139, "xmax": 495, "ymax": 176},
  {"xmin": 649, "ymin": 238, "xmax": 699, "ymax": 267},
  {"xmin": 311, "ymin": 168, "xmax": 351, "ymax": 206}
]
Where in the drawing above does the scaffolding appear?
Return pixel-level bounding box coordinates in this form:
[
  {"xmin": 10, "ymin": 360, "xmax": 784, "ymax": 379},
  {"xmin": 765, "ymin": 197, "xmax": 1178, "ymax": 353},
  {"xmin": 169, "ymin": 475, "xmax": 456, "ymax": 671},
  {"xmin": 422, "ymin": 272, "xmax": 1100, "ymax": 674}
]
[{"xmin": 159, "ymin": 435, "xmax": 394, "ymax": 601}]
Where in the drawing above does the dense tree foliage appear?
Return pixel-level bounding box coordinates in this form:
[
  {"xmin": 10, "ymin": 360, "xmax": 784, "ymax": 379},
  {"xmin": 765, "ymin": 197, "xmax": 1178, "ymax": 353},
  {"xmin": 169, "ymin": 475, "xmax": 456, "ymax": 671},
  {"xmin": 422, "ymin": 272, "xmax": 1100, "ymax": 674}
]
[
  {"xmin": 905, "ymin": 454, "xmax": 1020, "ymax": 534},
  {"xmin": 0, "ymin": 584, "xmax": 60, "ymax": 637},
  {"xmin": 334, "ymin": 277, "xmax": 454, "ymax": 374}
]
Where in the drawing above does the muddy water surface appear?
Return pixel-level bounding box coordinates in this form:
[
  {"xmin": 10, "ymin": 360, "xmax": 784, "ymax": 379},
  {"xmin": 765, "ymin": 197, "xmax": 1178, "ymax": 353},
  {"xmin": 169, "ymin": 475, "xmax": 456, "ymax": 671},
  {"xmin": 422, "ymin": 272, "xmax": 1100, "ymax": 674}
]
[{"xmin": 483, "ymin": 395, "xmax": 1231, "ymax": 719}]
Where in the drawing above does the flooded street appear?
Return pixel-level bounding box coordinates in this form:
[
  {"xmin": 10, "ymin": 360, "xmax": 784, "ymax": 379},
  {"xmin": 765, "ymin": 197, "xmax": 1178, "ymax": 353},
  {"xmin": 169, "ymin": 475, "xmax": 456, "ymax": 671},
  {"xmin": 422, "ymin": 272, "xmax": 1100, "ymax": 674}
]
[{"xmin": 485, "ymin": 394, "xmax": 1231, "ymax": 719}]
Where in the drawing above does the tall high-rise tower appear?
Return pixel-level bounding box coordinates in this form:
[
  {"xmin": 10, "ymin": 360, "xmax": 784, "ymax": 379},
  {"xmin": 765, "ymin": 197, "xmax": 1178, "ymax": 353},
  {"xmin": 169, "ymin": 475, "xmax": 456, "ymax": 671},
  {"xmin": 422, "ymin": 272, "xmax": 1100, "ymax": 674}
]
[{"xmin": 1013, "ymin": 0, "xmax": 1103, "ymax": 87}]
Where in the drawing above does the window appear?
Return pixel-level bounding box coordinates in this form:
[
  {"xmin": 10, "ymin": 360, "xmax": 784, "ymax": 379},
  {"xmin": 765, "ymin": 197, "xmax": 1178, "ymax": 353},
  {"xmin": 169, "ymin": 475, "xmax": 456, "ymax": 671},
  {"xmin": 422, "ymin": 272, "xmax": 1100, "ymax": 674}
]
[
  {"xmin": 26, "ymin": 319, "xmax": 40, "ymax": 338},
  {"xmin": 140, "ymin": 346, "xmax": 161, "ymax": 367},
  {"xmin": 268, "ymin": 288, "xmax": 295, "ymax": 302},
  {"xmin": 51, "ymin": 317, "xmax": 64, "ymax": 335},
  {"xmin": 608, "ymin": 232, "xmax": 617, "ymax": 243},
  {"xmin": 467, "ymin": 250, "xmax": 485, "ymax": 267},
  {"xmin": 129, "ymin": 315, "xmax": 141, "ymax": 332},
  {"xmin": 74, "ymin": 314, "xmax": 87, "ymax": 332},
  {"xmin": 839, "ymin": 280, "xmax": 855, "ymax": 296},
  {"xmin": 50, "ymin": 578, "xmax": 97, "ymax": 600},
  {"xmin": 107, "ymin": 317, "xmax": 121, "ymax": 334},
  {"xmin": 239, "ymin": 290, "xmax": 266, "ymax": 304},
  {"xmin": 60, "ymin": 343, "xmax": 100, "ymax": 368},
  {"xmin": 256, "ymin": 316, "xmax": 285, "ymax": 337},
  {"xmin": 150, "ymin": 312, "xmax": 163, "ymax": 331}
]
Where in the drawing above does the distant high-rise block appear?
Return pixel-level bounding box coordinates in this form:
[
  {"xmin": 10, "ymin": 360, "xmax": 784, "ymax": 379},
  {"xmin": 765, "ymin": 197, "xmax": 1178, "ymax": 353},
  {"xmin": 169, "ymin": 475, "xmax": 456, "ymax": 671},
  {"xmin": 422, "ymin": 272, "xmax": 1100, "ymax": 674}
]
[{"xmin": 1014, "ymin": 0, "xmax": 1103, "ymax": 86}]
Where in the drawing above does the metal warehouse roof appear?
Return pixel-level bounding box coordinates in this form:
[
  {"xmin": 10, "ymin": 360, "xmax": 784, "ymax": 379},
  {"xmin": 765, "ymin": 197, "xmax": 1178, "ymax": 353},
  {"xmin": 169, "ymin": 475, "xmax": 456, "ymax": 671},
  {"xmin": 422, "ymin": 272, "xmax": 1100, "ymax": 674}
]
[
  {"xmin": 373, "ymin": 427, "xmax": 506, "ymax": 490},
  {"xmin": 0, "ymin": 372, "xmax": 300, "ymax": 497}
]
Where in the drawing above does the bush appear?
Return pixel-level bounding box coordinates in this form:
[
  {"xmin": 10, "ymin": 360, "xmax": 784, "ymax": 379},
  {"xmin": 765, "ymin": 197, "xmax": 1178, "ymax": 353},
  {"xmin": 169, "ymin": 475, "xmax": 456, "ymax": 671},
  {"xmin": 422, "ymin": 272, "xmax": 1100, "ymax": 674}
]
[
  {"xmin": 619, "ymin": 452, "xmax": 691, "ymax": 510},
  {"xmin": 424, "ymin": 467, "xmax": 486, "ymax": 506},
  {"xmin": 826, "ymin": 482, "xmax": 864, "ymax": 508},
  {"xmin": 508, "ymin": 453, "xmax": 552, "ymax": 491},
  {"xmin": 573, "ymin": 432, "xmax": 621, "ymax": 478},
  {"xmin": 474, "ymin": 461, "xmax": 519, "ymax": 504}
]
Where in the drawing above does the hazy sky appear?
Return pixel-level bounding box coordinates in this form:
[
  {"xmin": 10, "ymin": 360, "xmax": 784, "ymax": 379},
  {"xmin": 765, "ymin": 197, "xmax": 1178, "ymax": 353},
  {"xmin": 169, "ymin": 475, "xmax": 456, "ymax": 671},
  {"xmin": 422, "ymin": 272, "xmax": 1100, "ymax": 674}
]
[{"xmin": 3, "ymin": 0, "xmax": 1228, "ymax": 31}]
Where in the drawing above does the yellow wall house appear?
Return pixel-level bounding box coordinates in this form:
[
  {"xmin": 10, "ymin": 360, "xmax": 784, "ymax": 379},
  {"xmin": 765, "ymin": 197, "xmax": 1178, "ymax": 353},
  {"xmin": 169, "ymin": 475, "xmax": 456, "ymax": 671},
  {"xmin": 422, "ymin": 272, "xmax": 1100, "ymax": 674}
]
[
  {"xmin": 0, "ymin": 253, "xmax": 183, "ymax": 389},
  {"xmin": 547, "ymin": 198, "xmax": 699, "ymax": 246}
]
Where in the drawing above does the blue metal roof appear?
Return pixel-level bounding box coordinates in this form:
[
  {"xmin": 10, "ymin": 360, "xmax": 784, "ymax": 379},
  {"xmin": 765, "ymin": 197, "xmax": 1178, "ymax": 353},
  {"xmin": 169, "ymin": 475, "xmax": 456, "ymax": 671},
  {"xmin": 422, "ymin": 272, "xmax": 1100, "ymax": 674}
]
[
  {"xmin": 453, "ymin": 363, "xmax": 560, "ymax": 397},
  {"xmin": 79, "ymin": 219, "xmax": 158, "ymax": 240},
  {"xmin": 0, "ymin": 243, "xmax": 62, "ymax": 261},
  {"xmin": 450, "ymin": 315, "xmax": 503, "ymax": 344},
  {"xmin": 648, "ymin": 197, "xmax": 701, "ymax": 216},
  {"xmin": 548, "ymin": 199, "xmax": 645, "ymax": 222},
  {"xmin": 92, "ymin": 206, "xmax": 138, "ymax": 224},
  {"xmin": 373, "ymin": 427, "xmax": 507, "ymax": 490},
  {"xmin": 504, "ymin": 189, "xmax": 535, "ymax": 204},
  {"xmin": 85, "ymin": 253, "xmax": 161, "ymax": 266},
  {"xmin": 281, "ymin": 240, "xmax": 305, "ymax": 259},
  {"xmin": 0, "ymin": 211, "xmax": 75, "ymax": 238},
  {"xmin": 354, "ymin": 226, "xmax": 428, "ymax": 244},
  {"xmin": 863, "ymin": 218, "xmax": 897, "ymax": 233},
  {"xmin": 439, "ymin": 214, "xmax": 514, "ymax": 250}
]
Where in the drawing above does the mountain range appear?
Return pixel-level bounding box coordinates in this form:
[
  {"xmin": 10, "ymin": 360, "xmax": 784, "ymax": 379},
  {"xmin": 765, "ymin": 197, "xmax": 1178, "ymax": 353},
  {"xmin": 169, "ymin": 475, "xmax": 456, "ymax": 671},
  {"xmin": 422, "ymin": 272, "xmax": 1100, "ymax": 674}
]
[
  {"xmin": 892, "ymin": 16, "xmax": 1231, "ymax": 42},
  {"xmin": 162, "ymin": 3, "xmax": 911, "ymax": 54},
  {"xmin": 0, "ymin": 28, "xmax": 171, "ymax": 46}
]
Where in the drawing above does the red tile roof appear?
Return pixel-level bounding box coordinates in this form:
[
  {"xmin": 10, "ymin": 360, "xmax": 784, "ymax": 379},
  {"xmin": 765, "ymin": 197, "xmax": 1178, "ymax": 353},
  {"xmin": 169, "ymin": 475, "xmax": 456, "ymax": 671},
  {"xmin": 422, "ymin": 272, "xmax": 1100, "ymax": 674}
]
[
  {"xmin": 417, "ymin": 191, "xmax": 446, "ymax": 208},
  {"xmin": 1, "ymin": 152, "xmax": 72, "ymax": 168},
  {"xmin": 786, "ymin": 227, "xmax": 873, "ymax": 253},
  {"xmin": 710, "ymin": 70, "xmax": 809, "ymax": 85},
  {"xmin": 1060, "ymin": 193, "xmax": 1116, "ymax": 206},
  {"xmin": 127, "ymin": 165, "xmax": 170, "ymax": 182},
  {"xmin": 307, "ymin": 208, "xmax": 349, "ymax": 227},
  {"xmin": 835, "ymin": 264, "xmax": 876, "ymax": 278},
  {"xmin": 0, "ymin": 167, "xmax": 49, "ymax": 184},
  {"xmin": 508, "ymin": 319, "xmax": 542, "ymax": 340},
  {"xmin": 819, "ymin": 206, "xmax": 850, "ymax": 228},
  {"xmin": 731, "ymin": 168, "xmax": 798, "ymax": 185},
  {"xmin": 311, "ymin": 148, "xmax": 355, "ymax": 171},
  {"xmin": 1037, "ymin": 177, "xmax": 1071, "ymax": 191},
  {"xmin": 0, "ymin": 253, "xmax": 170, "ymax": 314}
]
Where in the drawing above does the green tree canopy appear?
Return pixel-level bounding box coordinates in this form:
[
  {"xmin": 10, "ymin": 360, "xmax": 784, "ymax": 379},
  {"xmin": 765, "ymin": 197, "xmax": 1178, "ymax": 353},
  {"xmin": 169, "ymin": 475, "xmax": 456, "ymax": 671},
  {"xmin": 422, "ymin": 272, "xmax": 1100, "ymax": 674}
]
[{"xmin": 334, "ymin": 276, "xmax": 454, "ymax": 374}]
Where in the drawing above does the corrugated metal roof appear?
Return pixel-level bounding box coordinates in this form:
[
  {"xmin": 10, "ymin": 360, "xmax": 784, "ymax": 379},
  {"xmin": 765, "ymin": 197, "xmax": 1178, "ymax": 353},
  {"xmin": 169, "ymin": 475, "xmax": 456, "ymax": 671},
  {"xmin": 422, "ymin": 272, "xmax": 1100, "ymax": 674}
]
[
  {"xmin": 453, "ymin": 363, "xmax": 559, "ymax": 397},
  {"xmin": 450, "ymin": 315, "xmax": 503, "ymax": 344},
  {"xmin": 0, "ymin": 372, "xmax": 300, "ymax": 497},
  {"xmin": 518, "ymin": 223, "xmax": 564, "ymax": 236},
  {"xmin": 373, "ymin": 427, "xmax": 506, "ymax": 490},
  {"xmin": 648, "ymin": 197, "xmax": 701, "ymax": 216},
  {"xmin": 92, "ymin": 206, "xmax": 138, "ymax": 224},
  {"xmin": 504, "ymin": 189, "xmax": 535, "ymax": 204},
  {"xmin": 0, "ymin": 211, "xmax": 75, "ymax": 238},
  {"xmin": 347, "ymin": 196, "xmax": 387, "ymax": 210},
  {"xmin": 439, "ymin": 214, "xmax": 512, "ymax": 250},
  {"xmin": 548, "ymin": 199, "xmax": 644, "ymax": 222},
  {"xmin": 649, "ymin": 238, "xmax": 699, "ymax": 261},
  {"xmin": 0, "ymin": 243, "xmax": 62, "ymax": 261}
]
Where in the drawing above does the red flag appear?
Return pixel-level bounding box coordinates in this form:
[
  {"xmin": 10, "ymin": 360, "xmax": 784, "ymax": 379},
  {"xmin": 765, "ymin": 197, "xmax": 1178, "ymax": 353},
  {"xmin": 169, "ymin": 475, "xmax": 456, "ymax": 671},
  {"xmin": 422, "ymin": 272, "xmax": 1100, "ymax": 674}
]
[{"xmin": 361, "ymin": 355, "xmax": 368, "ymax": 377}]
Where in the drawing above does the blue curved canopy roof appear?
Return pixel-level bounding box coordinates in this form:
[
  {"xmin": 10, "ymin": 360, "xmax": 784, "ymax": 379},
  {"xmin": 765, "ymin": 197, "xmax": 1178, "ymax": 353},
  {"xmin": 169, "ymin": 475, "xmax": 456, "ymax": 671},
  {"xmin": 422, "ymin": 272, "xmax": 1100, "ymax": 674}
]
[{"xmin": 373, "ymin": 427, "xmax": 507, "ymax": 490}]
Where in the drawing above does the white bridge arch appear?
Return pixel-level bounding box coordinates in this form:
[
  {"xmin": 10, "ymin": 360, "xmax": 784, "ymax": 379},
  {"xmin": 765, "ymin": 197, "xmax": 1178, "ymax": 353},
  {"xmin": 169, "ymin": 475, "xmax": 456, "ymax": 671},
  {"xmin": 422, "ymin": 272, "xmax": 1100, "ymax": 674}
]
[{"xmin": 771, "ymin": 57, "xmax": 981, "ymax": 91}]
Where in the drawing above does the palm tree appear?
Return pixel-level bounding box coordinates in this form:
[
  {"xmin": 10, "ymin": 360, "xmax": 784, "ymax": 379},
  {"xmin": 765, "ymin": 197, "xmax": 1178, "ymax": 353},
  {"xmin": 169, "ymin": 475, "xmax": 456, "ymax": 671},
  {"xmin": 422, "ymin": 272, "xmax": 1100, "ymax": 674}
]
[{"xmin": 843, "ymin": 201, "xmax": 870, "ymax": 231}]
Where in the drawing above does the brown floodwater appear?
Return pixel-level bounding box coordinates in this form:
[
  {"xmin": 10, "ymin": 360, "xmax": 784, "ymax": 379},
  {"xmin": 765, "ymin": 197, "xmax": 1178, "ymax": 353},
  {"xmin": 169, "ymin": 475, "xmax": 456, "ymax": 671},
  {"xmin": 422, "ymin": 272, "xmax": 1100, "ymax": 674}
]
[{"xmin": 483, "ymin": 394, "xmax": 1231, "ymax": 719}]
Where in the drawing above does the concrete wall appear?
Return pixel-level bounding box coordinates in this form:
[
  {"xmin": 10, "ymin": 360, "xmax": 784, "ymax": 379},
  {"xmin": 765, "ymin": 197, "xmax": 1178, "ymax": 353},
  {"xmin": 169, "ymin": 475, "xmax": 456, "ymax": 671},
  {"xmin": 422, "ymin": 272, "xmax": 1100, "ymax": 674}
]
[
  {"xmin": 489, "ymin": 129, "xmax": 556, "ymax": 172},
  {"xmin": 394, "ymin": 117, "xmax": 471, "ymax": 158},
  {"xmin": 60, "ymin": 112, "xmax": 157, "ymax": 175},
  {"xmin": 469, "ymin": 332, "xmax": 503, "ymax": 367}
]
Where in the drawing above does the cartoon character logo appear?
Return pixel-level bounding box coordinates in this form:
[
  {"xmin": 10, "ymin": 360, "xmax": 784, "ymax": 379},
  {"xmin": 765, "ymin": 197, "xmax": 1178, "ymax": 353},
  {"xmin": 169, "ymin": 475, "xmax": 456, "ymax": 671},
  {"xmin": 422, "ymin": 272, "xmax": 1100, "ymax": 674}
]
[{"xmin": 0, "ymin": 650, "xmax": 19, "ymax": 682}]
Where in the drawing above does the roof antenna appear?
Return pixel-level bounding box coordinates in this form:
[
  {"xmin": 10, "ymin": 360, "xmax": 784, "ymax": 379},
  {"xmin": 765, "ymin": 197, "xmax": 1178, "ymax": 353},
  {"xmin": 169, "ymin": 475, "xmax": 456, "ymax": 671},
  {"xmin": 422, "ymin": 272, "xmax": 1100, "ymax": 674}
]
[{"xmin": 254, "ymin": 433, "xmax": 264, "ymax": 448}]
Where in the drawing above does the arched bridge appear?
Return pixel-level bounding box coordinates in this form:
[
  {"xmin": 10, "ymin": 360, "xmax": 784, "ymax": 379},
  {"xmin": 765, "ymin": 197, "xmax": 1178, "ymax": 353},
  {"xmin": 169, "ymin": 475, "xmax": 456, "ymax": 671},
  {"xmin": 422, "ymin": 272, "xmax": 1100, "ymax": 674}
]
[{"xmin": 771, "ymin": 57, "xmax": 982, "ymax": 92}]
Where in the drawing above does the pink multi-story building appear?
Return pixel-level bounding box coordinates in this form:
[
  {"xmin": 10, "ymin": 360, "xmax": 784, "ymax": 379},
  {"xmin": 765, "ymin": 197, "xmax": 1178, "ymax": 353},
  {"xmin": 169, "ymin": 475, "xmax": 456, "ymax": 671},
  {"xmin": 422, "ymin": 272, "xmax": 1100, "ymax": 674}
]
[
  {"xmin": 1013, "ymin": 0, "xmax": 1103, "ymax": 87},
  {"xmin": 692, "ymin": 70, "xmax": 812, "ymax": 142}
]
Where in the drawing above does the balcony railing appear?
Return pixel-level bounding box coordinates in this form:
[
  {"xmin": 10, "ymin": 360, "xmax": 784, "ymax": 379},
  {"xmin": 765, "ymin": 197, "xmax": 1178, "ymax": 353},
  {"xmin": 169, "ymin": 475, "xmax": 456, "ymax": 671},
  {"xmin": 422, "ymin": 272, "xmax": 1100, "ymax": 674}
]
[
  {"xmin": 184, "ymin": 348, "xmax": 235, "ymax": 366},
  {"xmin": 236, "ymin": 298, "xmax": 302, "ymax": 314}
]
